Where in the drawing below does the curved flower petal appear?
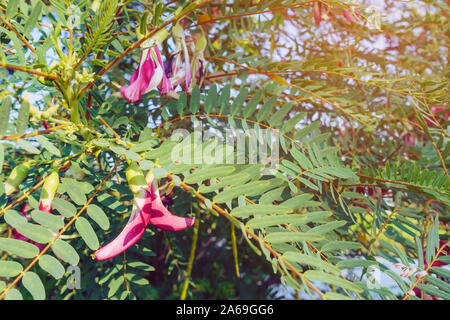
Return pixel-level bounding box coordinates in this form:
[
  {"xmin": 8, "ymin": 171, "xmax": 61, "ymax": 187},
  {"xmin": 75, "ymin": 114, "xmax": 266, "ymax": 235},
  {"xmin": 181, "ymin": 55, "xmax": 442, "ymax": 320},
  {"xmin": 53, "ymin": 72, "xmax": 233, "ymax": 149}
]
[
  {"xmin": 94, "ymin": 189, "xmax": 153, "ymax": 261},
  {"xmin": 147, "ymin": 173, "xmax": 195, "ymax": 231},
  {"xmin": 120, "ymin": 49, "xmax": 156, "ymax": 102},
  {"xmin": 94, "ymin": 163, "xmax": 195, "ymax": 261}
]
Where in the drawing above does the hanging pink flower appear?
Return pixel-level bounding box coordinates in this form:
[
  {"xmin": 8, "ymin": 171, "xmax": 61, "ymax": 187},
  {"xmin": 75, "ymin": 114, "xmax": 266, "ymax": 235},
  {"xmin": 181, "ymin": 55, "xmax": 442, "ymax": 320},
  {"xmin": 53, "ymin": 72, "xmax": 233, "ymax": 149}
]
[
  {"xmin": 187, "ymin": 35, "xmax": 207, "ymax": 92},
  {"xmin": 146, "ymin": 171, "xmax": 195, "ymax": 231},
  {"xmin": 425, "ymin": 107, "xmax": 450, "ymax": 127},
  {"xmin": 343, "ymin": 10, "xmax": 360, "ymax": 23},
  {"xmin": 163, "ymin": 23, "xmax": 192, "ymax": 93},
  {"xmin": 120, "ymin": 43, "xmax": 165, "ymax": 102},
  {"xmin": 313, "ymin": 2, "xmax": 322, "ymax": 27},
  {"xmin": 94, "ymin": 163, "xmax": 195, "ymax": 261},
  {"xmin": 402, "ymin": 133, "xmax": 416, "ymax": 147}
]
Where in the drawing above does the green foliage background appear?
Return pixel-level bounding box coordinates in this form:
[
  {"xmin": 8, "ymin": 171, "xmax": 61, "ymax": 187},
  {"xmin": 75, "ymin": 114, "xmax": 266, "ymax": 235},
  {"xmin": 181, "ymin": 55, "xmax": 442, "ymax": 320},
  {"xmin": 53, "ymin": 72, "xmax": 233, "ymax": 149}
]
[{"xmin": 0, "ymin": 0, "xmax": 448, "ymax": 300}]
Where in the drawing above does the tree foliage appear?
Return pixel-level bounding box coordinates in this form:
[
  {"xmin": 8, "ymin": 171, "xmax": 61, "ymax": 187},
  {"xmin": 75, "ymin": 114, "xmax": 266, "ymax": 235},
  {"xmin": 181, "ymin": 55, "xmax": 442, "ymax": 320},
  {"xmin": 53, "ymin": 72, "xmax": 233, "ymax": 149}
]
[{"xmin": 0, "ymin": 0, "xmax": 448, "ymax": 300}]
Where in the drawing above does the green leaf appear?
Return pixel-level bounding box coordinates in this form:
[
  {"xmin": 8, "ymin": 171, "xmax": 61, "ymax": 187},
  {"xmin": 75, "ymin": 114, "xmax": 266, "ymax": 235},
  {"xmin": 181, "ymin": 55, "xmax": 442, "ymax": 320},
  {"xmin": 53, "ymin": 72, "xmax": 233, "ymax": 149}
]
[
  {"xmin": 256, "ymin": 97, "xmax": 277, "ymax": 122},
  {"xmin": 424, "ymin": 275, "xmax": 450, "ymax": 293},
  {"xmin": 22, "ymin": 272, "xmax": 45, "ymax": 300},
  {"xmin": 231, "ymin": 204, "xmax": 292, "ymax": 218},
  {"xmin": 304, "ymin": 270, "xmax": 363, "ymax": 293},
  {"xmin": 52, "ymin": 198, "xmax": 76, "ymax": 218},
  {"xmin": 336, "ymin": 259, "xmax": 377, "ymax": 269},
  {"xmin": 281, "ymin": 194, "xmax": 314, "ymax": 209},
  {"xmin": 384, "ymin": 269, "xmax": 408, "ymax": 292},
  {"xmin": 231, "ymin": 87, "xmax": 248, "ymax": 116},
  {"xmin": 416, "ymin": 236, "xmax": 424, "ymax": 269},
  {"xmin": 6, "ymin": 0, "xmax": 19, "ymax": 19},
  {"xmin": 17, "ymin": 139, "xmax": 41, "ymax": 154},
  {"xmin": 130, "ymin": 140, "xmax": 155, "ymax": 153},
  {"xmin": 438, "ymin": 255, "xmax": 450, "ymax": 264},
  {"xmin": 177, "ymin": 92, "xmax": 187, "ymax": 116},
  {"xmin": 36, "ymin": 135, "xmax": 61, "ymax": 157},
  {"xmin": 269, "ymin": 102, "xmax": 292, "ymax": 127},
  {"xmin": 243, "ymin": 89, "xmax": 262, "ymax": 118},
  {"xmin": 4, "ymin": 289, "xmax": 23, "ymax": 300},
  {"xmin": 4, "ymin": 209, "xmax": 28, "ymax": 228},
  {"xmin": 321, "ymin": 241, "xmax": 362, "ymax": 252},
  {"xmin": 24, "ymin": 1, "xmax": 43, "ymax": 36},
  {"xmin": 189, "ymin": 85, "xmax": 200, "ymax": 114},
  {"xmin": 92, "ymin": 139, "xmax": 111, "ymax": 148},
  {"xmin": 16, "ymin": 99, "xmax": 30, "ymax": 136},
  {"xmin": 0, "ymin": 238, "xmax": 39, "ymax": 259},
  {"xmin": 204, "ymin": 84, "xmax": 217, "ymax": 113},
  {"xmin": 213, "ymin": 181, "xmax": 270, "ymax": 203},
  {"xmin": 417, "ymin": 283, "xmax": 450, "ymax": 300},
  {"xmin": 38, "ymin": 254, "xmax": 65, "ymax": 280},
  {"xmin": 86, "ymin": 204, "xmax": 110, "ymax": 230},
  {"xmin": 123, "ymin": 150, "xmax": 141, "ymax": 161},
  {"xmin": 281, "ymin": 112, "xmax": 306, "ymax": 133},
  {"xmin": 107, "ymin": 276, "xmax": 124, "ymax": 298},
  {"xmin": 309, "ymin": 221, "xmax": 346, "ymax": 234},
  {"xmin": 430, "ymin": 266, "xmax": 450, "ymax": 279},
  {"xmin": 218, "ymin": 84, "xmax": 231, "ymax": 113},
  {"xmin": 284, "ymin": 252, "xmax": 341, "ymax": 274},
  {"xmin": 52, "ymin": 239, "xmax": 80, "ymax": 265},
  {"xmin": 0, "ymin": 260, "xmax": 23, "ymax": 277},
  {"xmin": 83, "ymin": 0, "xmax": 118, "ymax": 58},
  {"xmin": 127, "ymin": 261, "xmax": 155, "ymax": 272},
  {"xmin": 0, "ymin": 96, "xmax": 12, "ymax": 136},
  {"xmin": 247, "ymin": 214, "xmax": 307, "ymax": 228},
  {"xmin": 290, "ymin": 147, "xmax": 313, "ymax": 170},
  {"xmin": 63, "ymin": 179, "xmax": 87, "ymax": 205},
  {"xmin": 126, "ymin": 273, "xmax": 149, "ymax": 286},
  {"xmin": 198, "ymin": 171, "xmax": 251, "ymax": 193},
  {"xmin": 75, "ymin": 217, "xmax": 100, "ymax": 250},
  {"xmin": 184, "ymin": 166, "xmax": 236, "ymax": 184},
  {"xmin": 31, "ymin": 209, "xmax": 64, "ymax": 230},
  {"xmin": 14, "ymin": 222, "xmax": 53, "ymax": 244},
  {"xmin": 264, "ymin": 232, "xmax": 324, "ymax": 244},
  {"xmin": 9, "ymin": 32, "xmax": 26, "ymax": 65}
]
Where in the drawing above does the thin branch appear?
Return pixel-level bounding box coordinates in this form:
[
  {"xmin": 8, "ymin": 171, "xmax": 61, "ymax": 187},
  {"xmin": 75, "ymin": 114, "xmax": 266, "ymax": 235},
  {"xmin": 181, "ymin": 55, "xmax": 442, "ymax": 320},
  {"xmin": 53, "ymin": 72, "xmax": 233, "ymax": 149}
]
[
  {"xmin": 0, "ymin": 62, "xmax": 58, "ymax": 79},
  {"xmin": 0, "ymin": 160, "xmax": 120, "ymax": 300}
]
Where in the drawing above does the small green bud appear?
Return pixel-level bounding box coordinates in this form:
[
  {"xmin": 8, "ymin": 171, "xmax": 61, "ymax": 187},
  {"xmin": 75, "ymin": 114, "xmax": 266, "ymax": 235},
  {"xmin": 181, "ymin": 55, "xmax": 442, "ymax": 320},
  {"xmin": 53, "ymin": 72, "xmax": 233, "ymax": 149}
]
[
  {"xmin": 195, "ymin": 35, "xmax": 207, "ymax": 53},
  {"xmin": 173, "ymin": 23, "xmax": 184, "ymax": 38},
  {"xmin": 126, "ymin": 162, "xmax": 147, "ymax": 195},
  {"xmin": 40, "ymin": 171, "xmax": 59, "ymax": 202},
  {"xmin": 5, "ymin": 162, "xmax": 32, "ymax": 196}
]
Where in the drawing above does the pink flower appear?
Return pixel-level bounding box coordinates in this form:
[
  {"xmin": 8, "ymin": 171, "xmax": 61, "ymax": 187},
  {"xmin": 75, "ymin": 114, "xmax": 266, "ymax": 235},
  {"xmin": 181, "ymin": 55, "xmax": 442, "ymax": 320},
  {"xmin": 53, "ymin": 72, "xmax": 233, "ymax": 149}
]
[
  {"xmin": 94, "ymin": 164, "xmax": 195, "ymax": 261},
  {"xmin": 343, "ymin": 8, "xmax": 360, "ymax": 24},
  {"xmin": 313, "ymin": 2, "xmax": 321, "ymax": 27},
  {"xmin": 402, "ymin": 133, "xmax": 416, "ymax": 147},
  {"xmin": 120, "ymin": 44, "xmax": 165, "ymax": 102},
  {"xmin": 426, "ymin": 107, "xmax": 450, "ymax": 127},
  {"xmin": 163, "ymin": 24, "xmax": 192, "ymax": 93},
  {"xmin": 146, "ymin": 172, "xmax": 195, "ymax": 231},
  {"xmin": 188, "ymin": 37, "xmax": 207, "ymax": 92}
]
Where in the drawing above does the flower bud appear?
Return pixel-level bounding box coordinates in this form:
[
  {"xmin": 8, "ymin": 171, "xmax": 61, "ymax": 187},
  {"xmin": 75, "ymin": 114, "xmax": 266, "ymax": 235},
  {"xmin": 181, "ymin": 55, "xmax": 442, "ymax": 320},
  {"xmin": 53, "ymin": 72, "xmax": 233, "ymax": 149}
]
[
  {"xmin": 125, "ymin": 162, "xmax": 147, "ymax": 195},
  {"xmin": 195, "ymin": 35, "xmax": 207, "ymax": 53},
  {"xmin": 5, "ymin": 162, "xmax": 32, "ymax": 196},
  {"xmin": 39, "ymin": 171, "xmax": 59, "ymax": 212},
  {"xmin": 173, "ymin": 22, "xmax": 184, "ymax": 38}
]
